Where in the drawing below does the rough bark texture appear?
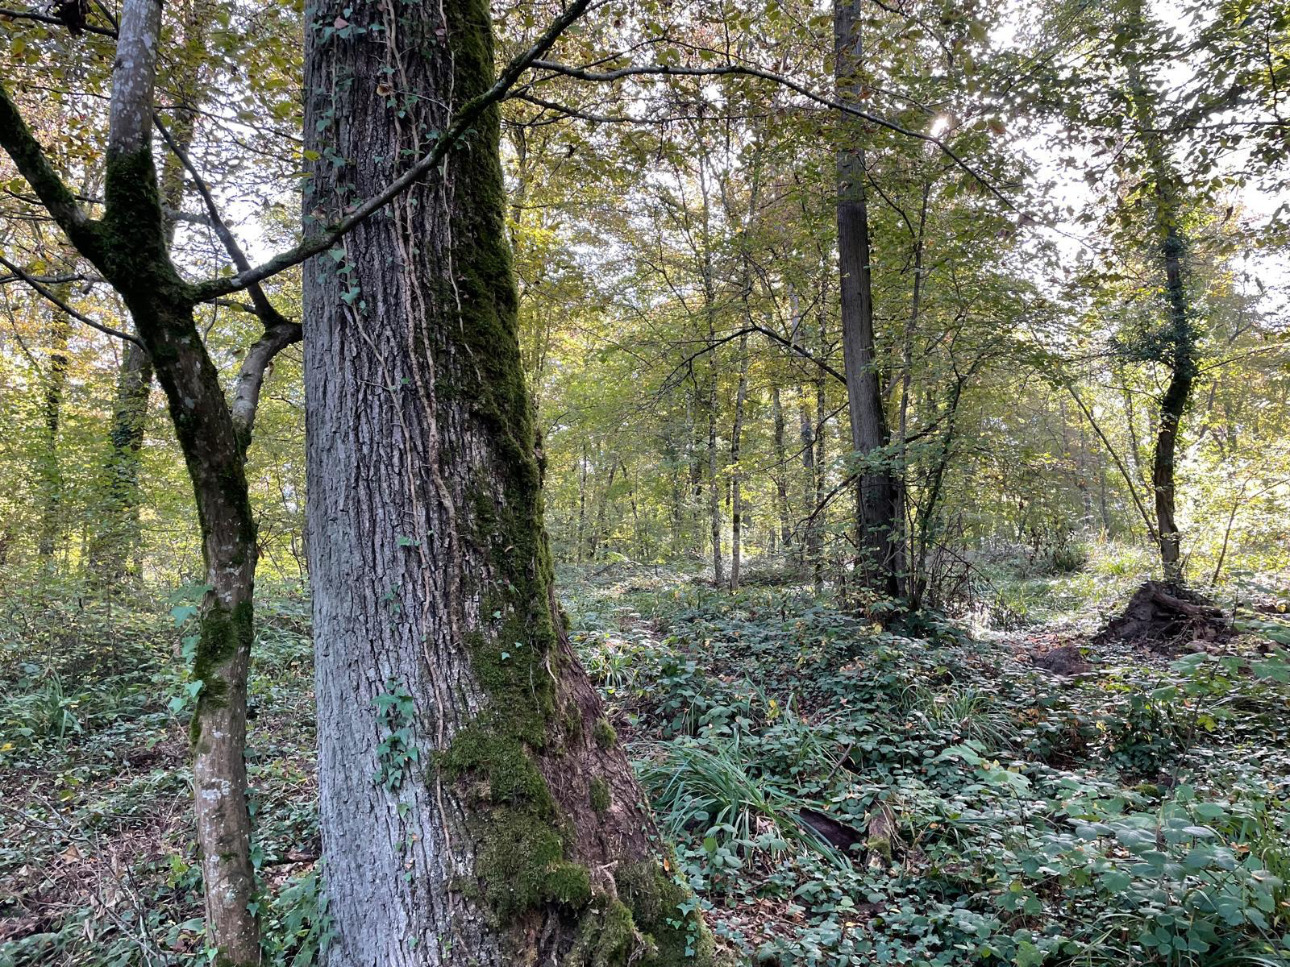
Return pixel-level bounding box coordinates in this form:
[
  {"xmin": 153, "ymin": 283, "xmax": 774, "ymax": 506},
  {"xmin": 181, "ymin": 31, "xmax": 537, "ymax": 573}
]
[
  {"xmin": 302, "ymin": 2, "xmax": 713, "ymax": 964},
  {"xmin": 835, "ymin": 0, "xmax": 901, "ymax": 599}
]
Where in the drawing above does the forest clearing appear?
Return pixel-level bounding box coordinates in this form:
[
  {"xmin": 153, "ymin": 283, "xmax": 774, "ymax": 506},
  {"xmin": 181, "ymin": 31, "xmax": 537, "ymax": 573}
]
[{"xmin": 0, "ymin": 0, "xmax": 1288, "ymax": 964}]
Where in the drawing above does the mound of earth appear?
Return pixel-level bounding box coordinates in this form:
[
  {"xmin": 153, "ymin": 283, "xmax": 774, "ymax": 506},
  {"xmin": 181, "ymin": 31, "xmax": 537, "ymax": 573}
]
[
  {"xmin": 1032, "ymin": 644, "xmax": 1091, "ymax": 676},
  {"xmin": 1096, "ymin": 581, "xmax": 1231, "ymax": 650}
]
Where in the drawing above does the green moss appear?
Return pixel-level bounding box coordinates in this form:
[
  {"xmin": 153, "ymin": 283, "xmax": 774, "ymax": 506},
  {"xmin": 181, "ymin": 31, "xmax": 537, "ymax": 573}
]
[
  {"xmin": 545, "ymin": 862, "xmax": 593, "ymax": 908},
  {"xmin": 425, "ymin": 4, "xmax": 713, "ymax": 962},
  {"xmin": 565, "ymin": 896, "xmax": 641, "ymax": 967},
  {"xmin": 589, "ymin": 778, "xmax": 611, "ymax": 815},
  {"xmin": 563, "ymin": 703, "xmax": 584, "ymax": 745},
  {"xmin": 439, "ymin": 725, "xmax": 555, "ymax": 815},
  {"xmin": 593, "ymin": 718, "xmax": 618, "ymax": 750},
  {"xmin": 616, "ymin": 861, "xmax": 718, "ymax": 967},
  {"xmin": 866, "ymin": 835, "xmax": 893, "ymax": 862},
  {"xmin": 188, "ymin": 598, "xmax": 252, "ymax": 747}
]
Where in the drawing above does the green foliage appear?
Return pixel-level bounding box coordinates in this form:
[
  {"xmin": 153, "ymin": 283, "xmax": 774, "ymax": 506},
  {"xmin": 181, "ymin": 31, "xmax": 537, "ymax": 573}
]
[{"xmin": 570, "ymin": 576, "xmax": 1290, "ymax": 967}]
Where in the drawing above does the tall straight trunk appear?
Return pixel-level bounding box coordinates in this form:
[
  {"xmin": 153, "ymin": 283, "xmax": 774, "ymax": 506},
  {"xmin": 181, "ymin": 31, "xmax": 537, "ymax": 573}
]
[
  {"xmin": 895, "ymin": 183, "xmax": 929, "ymax": 597},
  {"xmin": 87, "ymin": 339, "xmax": 152, "ymax": 582},
  {"xmin": 771, "ymin": 386, "xmax": 791, "ymax": 552},
  {"xmin": 302, "ymin": 2, "xmax": 713, "ymax": 963},
  {"xmin": 835, "ymin": 0, "xmax": 900, "ymax": 599},
  {"xmin": 708, "ymin": 352, "xmax": 724, "ymax": 586},
  {"xmin": 730, "ymin": 333, "xmax": 750, "ymax": 590},
  {"xmin": 798, "ymin": 385, "xmax": 817, "ymax": 566},
  {"xmin": 37, "ymin": 311, "xmax": 71, "ymax": 562},
  {"xmin": 590, "ymin": 459, "xmax": 618, "ymax": 560},
  {"xmin": 576, "ymin": 444, "xmax": 588, "ymax": 563}
]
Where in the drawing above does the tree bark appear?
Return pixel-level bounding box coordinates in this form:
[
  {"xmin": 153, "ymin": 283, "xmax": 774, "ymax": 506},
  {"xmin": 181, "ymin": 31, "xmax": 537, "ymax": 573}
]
[
  {"xmin": 730, "ymin": 333, "xmax": 750, "ymax": 590},
  {"xmin": 771, "ymin": 386, "xmax": 790, "ymax": 553},
  {"xmin": 835, "ymin": 0, "xmax": 901, "ymax": 599},
  {"xmin": 302, "ymin": 2, "xmax": 713, "ymax": 963}
]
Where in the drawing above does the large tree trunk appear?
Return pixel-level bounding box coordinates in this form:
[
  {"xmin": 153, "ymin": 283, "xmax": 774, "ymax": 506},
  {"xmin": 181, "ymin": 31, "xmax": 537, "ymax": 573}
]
[
  {"xmin": 835, "ymin": 0, "xmax": 901, "ymax": 599},
  {"xmin": 302, "ymin": 2, "xmax": 713, "ymax": 963},
  {"xmin": 37, "ymin": 310, "xmax": 71, "ymax": 563}
]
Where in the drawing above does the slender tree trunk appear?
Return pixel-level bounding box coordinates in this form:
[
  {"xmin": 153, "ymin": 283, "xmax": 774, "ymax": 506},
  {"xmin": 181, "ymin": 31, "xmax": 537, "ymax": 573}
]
[
  {"xmin": 591, "ymin": 459, "xmax": 618, "ymax": 560},
  {"xmin": 87, "ymin": 340, "xmax": 152, "ymax": 583},
  {"xmin": 1151, "ymin": 223, "xmax": 1194, "ymax": 583},
  {"xmin": 835, "ymin": 0, "xmax": 900, "ymax": 599},
  {"xmin": 3, "ymin": 0, "xmax": 298, "ymax": 957},
  {"xmin": 771, "ymin": 386, "xmax": 791, "ymax": 552},
  {"xmin": 37, "ymin": 310, "xmax": 71, "ymax": 563},
  {"xmin": 576, "ymin": 444, "xmax": 588, "ymax": 564},
  {"xmin": 730, "ymin": 333, "xmax": 750, "ymax": 590},
  {"xmin": 302, "ymin": 2, "xmax": 713, "ymax": 963},
  {"xmin": 1125, "ymin": 1, "xmax": 1197, "ymax": 584},
  {"xmin": 895, "ymin": 183, "xmax": 929, "ymax": 597},
  {"xmin": 708, "ymin": 354, "xmax": 724, "ymax": 586}
]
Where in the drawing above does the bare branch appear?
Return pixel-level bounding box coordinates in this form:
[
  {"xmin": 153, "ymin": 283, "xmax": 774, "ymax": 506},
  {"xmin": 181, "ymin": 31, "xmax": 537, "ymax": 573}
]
[
  {"xmin": 0, "ymin": 254, "xmax": 143, "ymax": 346},
  {"xmin": 0, "ymin": 5, "xmax": 117, "ymax": 37},
  {"xmin": 154, "ymin": 115, "xmax": 290, "ymax": 326},
  {"xmin": 528, "ymin": 59, "xmax": 1021, "ymax": 214}
]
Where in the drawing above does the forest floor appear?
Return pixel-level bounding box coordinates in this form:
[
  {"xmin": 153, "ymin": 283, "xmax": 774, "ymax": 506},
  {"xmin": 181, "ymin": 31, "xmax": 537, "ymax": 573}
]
[{"xmin": 1, "ymin": 560, "xmax": 1288, "ymax": 966}]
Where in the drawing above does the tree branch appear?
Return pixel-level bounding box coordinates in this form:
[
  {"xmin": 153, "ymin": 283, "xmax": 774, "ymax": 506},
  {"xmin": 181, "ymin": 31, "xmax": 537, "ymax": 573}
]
[
  {"xmin": 154, "ymin": 115, "xmax": 289, "ymax": 326},
  {"xmin": 188, "ymin": 0, "xmax": 596, "ymax": 302},
  {"xmin": 231, "ymin": 322, "xmax": 302, "ymax": 450},
  {"xmin": 528, "ymin": 59, "xmax": 1020, "ymax": 214},
  {"xmin": 0, "ymin": 5, "xmax": 117, "ymax": 37},
  {"xmin": 0, "ymin": 80, "xmax": 98, "ymax": 256},
  {"xmin": 0, "ymin": 254, "xmax": 143, "ymax": 346}
]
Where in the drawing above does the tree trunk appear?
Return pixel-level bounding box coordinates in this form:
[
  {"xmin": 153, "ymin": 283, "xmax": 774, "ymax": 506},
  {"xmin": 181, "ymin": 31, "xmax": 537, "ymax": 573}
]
[
  {"xmin": 302, "ymin": 2, "xmax": 713, "ymax": 963},
  {"xmin": 1151, "ymin": 224, "xmax": 1194, "ymax": 583},
  {"xmin": 37, "ymin": 310, "xmax": 71, "ymax": 563},
  {"xmin": 771, "ymin": 386, "xmax": 791, "ymax": 553},
  {"xmin": 730, "ymin": 333, "xmax": 750, "ymax": 590},
  {"xmin": 87, "ymin": 339, "xmax": 152, "ymax": 583},
  {"xmin": 708, "ymin": 360, "xmax": 724, "ymax": 586},
  {"xmin": 590, "ymin": 459, "xmax": 618, "ymax": 561},
  {"xmin": 1125, "ymin": 0, "xmax": 1197, "ymax": 584},
  {"xmin": 835, "ymin": 0, "xmax": 900, "ymax": 599}
]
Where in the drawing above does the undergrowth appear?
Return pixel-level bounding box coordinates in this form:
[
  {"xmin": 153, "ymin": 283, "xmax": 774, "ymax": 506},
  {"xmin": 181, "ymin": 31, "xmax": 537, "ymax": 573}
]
[
  {"xmin": 2, "ymin": 565, "xmax": 1288, "ymax": 966},
  {"xmin": 567, "ymin": 569, "xmax": 1290, "ymax": 967}
]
